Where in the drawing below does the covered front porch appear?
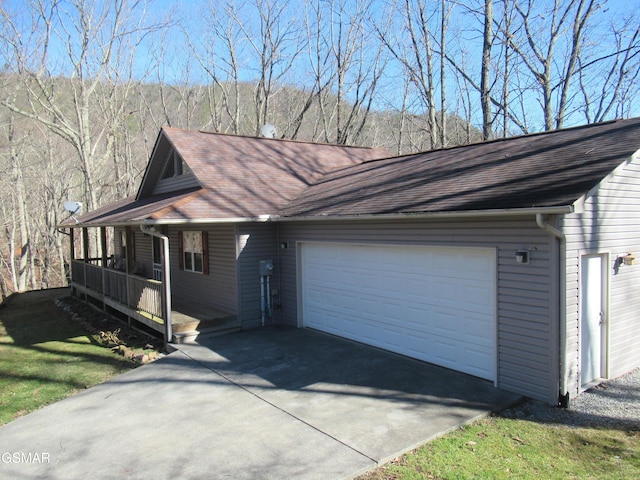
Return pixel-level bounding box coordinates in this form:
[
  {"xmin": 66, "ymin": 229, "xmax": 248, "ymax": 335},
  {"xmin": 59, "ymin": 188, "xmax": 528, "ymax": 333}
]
[{"xmin": 69, "ymin": 224, "xmax": 240, "ymax": 345}]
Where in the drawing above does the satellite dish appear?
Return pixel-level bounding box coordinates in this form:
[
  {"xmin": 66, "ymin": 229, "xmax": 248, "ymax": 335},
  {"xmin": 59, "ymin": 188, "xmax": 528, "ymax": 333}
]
[
  {"xmin": 63, "ymin": 200, "xmax": 83, "ymax": 215},
  {"xmin": 260, "ymin": 124, "xmax": 277, "ymax": 138}
]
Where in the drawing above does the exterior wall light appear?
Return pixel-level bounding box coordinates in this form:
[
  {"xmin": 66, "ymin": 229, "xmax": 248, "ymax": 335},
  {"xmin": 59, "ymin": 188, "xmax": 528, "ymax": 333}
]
[
  {"xmin": 515, "ymin": 249, "xmax": 530, "ymax": 264},
  {"xmin": 623, "ymin": 252, "xmax": 636, "ymax": 266}
]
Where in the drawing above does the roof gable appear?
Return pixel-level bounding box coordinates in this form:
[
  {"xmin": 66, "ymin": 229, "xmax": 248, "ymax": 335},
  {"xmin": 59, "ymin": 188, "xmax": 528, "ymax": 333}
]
[
  {"xmin": 153, "ymin": 128, "xmax": 390, "ymax": 220},
  {"xmin": 280, "ymin": 118, "xmax": 640, "ymax": 218},
  {"xmin": 136, "ymin": 130, "xmax": 201, "ymax": 199}
]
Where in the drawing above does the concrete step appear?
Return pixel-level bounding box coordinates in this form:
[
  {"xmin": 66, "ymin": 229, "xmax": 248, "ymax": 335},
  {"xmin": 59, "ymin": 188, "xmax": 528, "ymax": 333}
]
[{"xmin": 172, "ymin": 325, "xmax": 242, "ymax": 344}]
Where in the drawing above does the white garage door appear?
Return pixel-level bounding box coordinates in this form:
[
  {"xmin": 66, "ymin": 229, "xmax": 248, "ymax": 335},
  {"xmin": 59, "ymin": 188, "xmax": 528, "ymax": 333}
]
[{"xmin": 301, "ymin": 243, "xmax": 496, "ymax": 381}]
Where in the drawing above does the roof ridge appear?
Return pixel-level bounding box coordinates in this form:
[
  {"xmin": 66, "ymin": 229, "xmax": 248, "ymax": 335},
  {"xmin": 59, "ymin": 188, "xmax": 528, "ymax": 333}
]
[
  {"xmin": 358, "ymin": 117, "xmax": 632, "ymax": 166},
  {"xmin": 161, "ymin": 125, "xmax": 387, "ymax": 151}
]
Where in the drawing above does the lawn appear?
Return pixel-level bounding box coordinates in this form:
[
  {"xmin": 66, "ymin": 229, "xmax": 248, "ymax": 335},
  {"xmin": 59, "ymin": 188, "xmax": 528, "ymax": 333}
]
[
  {"xmin": 360, "ymin": 408, "xmax": 639, "ymax": 480},
  {"xmin": 0, "ymin": 289, "xmax": 137, "ymax": 426}
]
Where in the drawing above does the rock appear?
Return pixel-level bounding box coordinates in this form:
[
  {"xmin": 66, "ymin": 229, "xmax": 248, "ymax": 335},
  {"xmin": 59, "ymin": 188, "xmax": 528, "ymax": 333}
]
[{"xmin": 117, "ymin": 345, "xmax": 133, "ymax": 358}]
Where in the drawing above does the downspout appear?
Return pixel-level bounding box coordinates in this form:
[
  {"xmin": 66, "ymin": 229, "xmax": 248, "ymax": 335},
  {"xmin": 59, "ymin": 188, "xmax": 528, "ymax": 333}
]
[
  {"xmin": 536, "ymin": 214, "xmax": 568, "ymax": 407},
  {"xmin": 140, "ymin": 225, "xmax": 172, "ymax": 349},
  {"xmin": 536, "ymin": 214, "xmax": 564, "ymax": 240}
]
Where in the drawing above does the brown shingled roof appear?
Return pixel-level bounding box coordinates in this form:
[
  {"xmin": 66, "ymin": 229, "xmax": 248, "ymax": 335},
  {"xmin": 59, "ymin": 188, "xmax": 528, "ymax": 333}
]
[
  {"xmin": 65, "ymin": 118, "xmax": 640, "ymax": 228},
  {"xmin": 280, "ymin": 118, "xmax": 640, "ymax": 218},
  {"xmin": 65, "ymin": 128, "xmax": 390, "ymax": 226}
]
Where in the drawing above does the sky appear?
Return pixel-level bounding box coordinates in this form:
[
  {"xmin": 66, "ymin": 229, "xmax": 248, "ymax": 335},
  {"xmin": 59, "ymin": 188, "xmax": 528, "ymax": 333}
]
[{"xmin": 2, "ymin": 0, "xmax": 639, "ymax": 132}]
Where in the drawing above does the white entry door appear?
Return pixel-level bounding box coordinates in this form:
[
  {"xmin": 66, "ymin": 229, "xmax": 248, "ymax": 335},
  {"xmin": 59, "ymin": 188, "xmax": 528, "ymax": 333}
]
[
  {"xmin": 580, "ymin": 254, "xmax": 607, "ymax": 387},
  {"xmin": 301, "ymin": 242, "xmax": 497, "ymax": 381}
]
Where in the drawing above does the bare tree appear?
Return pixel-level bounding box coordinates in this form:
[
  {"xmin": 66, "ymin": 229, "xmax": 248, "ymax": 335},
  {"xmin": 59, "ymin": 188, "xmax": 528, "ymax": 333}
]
[
  {"xmin": 379, "ymin": 0, "xmax": 439, "ymax": 148},
  {"xmin": 440, "ymin": 0, "xmax": 450, "ymax": 146},
  {"xmin": 0, "ymin": 0, "xmax": 161, "ymax": 212},
  {"xmin": 578, "ymin": 17, "xmax": 640, "ymax": 123},
  {"xmin": 307, "ymin": 0, "xmax": 386, "ymax": 144},
  {"xmin": 505, "ymin": 0, "xmax": 598, "ymax": 130},
  {"xmin": 3, "ymin": 112, "xmax": 32, "ymax": 291},
  {"xmin": 480, "ymin": 0, "xmax": 493, "ymax": 139}
]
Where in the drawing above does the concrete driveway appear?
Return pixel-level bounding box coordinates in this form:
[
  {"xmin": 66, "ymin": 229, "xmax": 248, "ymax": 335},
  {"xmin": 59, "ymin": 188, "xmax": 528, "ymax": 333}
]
[{"xmin": 0, "ymin": 328, "xmax": 520, "ymax": 479}]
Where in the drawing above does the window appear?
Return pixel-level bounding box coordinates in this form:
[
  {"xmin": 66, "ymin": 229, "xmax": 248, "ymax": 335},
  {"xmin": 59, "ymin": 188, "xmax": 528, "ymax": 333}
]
[
  {"xmin": 161, "ymin": 151, "xmax": 192, "ymax": 179},
  {"xmin": 152, "ymin": 236, "xmax": 162, "ymax": 265},
  {"xmin": 179, "ymin": 231, "xmax": 208, "ymax": 274},
  {"xmin": 152, "ymin": 236, "xmax": 163, "ymax": 281}
]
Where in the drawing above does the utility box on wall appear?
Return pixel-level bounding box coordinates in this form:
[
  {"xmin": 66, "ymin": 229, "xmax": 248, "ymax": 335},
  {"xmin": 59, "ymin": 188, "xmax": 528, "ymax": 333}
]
[{"xmin": 259, "ymin": 259, "xmax": 273, "ymax": 276}]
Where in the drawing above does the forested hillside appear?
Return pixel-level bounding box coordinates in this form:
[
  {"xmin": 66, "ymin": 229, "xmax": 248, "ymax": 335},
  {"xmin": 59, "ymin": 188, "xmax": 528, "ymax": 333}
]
[{"xmin": 0, "ymin": 0, "xmax": 638, "ymax": 296}]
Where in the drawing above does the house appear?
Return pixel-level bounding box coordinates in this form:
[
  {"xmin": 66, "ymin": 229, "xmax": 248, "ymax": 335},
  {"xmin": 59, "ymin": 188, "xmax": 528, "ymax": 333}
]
[{"xmin": 62, "ymin": 118, "xmax": 640, "ymax": 406}]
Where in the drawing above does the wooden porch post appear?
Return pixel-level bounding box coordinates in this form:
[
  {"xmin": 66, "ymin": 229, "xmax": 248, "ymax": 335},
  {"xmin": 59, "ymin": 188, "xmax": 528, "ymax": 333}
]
[
  {"xmin": 161, "ymin": 234, "xmax": 172, "ymax": 348},
  {"xmin": 82, "ymin": 228, "xmax": 89, "ymax": 262},
  {"xmin": 100, "ymin": 227, "xmax": 107, "ymax": 266},
  {"xmin": 125, "ymin": 226, "xmax": 134, "ymax": 274},
  {"xmin": 82, "ymin": 228, "xmax": 89, "ymax": 294},
  {"xmin": 69, "ymin": 228, "xmax": 75, "ymax": 261},
  {"xmin": 100, "ymin": 227, "xmax": 107, "ymax": 310},
  {"xmin": 68, "ymin": 228, "xmax": 75, "ymax": 289},
  {"xmin": 125, "ymin": 226, "xmax": 132, "ymax": 312}
]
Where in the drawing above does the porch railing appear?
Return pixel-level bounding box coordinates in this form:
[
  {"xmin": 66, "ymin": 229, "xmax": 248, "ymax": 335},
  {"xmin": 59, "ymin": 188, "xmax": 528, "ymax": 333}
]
[{"xmin": 70, "ymin": 259, "xmax": 163, "ymax": 320}]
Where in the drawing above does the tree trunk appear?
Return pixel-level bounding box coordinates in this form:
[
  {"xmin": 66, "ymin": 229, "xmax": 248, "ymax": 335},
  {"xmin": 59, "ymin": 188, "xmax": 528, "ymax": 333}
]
[{"xmin": 481, "ymin": 0, "xmax": 493, "ymax": 140}]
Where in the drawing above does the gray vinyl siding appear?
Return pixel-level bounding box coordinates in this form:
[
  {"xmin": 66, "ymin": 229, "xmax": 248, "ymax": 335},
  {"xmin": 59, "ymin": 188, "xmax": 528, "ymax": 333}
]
[
  {"xmin": 561, "ymin": 155, "xmax": 640, "ymax": 397},
  {"xmin": 114, "ymin": 227, "xmax": 123, "ymax": 258},
  {"xmin": 133, "ymin": 229, "xmax": 153, "ymax": 277},
  {"xmin": 152, "ymin": 172, "xmax": 199, "ymax": 195},
  {"xmin": 277, "ymin": 217, "xmax": 556, "ymax": 402},
  {"xmin": 113, "ymin": 226, "xmax": 153, "ymax": 277},
  {"xmin": 168, "ymin": 224, "xmax": 238, "ymax": 314},
  {"xmin": 236, "ymin": 223, "xmax": 279, "ymax": 329}
]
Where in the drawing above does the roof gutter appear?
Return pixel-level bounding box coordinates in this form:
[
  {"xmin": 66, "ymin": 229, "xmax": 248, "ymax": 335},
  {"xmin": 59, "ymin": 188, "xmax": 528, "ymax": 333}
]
[
  {"xmin": 139, "ymin": 225, "xmax": 172, "ymax": 349},
  {"xmin": 62, "ymin": 215, "xmax": 274, "ymax": 229},
  {"xmin": 273, "ymin": 205, "xmax": 574, "ymax": 222},
  {"xmin": 63, "ymin": 206, "xmax": 577, "ymax": 228}
]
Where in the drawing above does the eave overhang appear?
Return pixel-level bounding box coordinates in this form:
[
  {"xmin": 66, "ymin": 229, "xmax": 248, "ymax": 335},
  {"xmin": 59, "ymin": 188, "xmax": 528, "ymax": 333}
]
[{"xmin": 60, "ymin": 204, "xmax": 576, "ymax": 229}]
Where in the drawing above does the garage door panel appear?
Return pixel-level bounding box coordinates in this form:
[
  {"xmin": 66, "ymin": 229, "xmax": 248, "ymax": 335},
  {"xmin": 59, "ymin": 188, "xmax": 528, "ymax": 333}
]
[
  {"xmin": 430, "ymin": 309, "xmax": 460, "ymax": 336},
  {"xmin": 462, "ymin": 345, "xmax": 494, "ymax": 378},
  {"xmin": 302, "ymin": 243, "xmax": 496, "ymax": 380},
  {"xmin": 462, "ymin": 314, "xmax": 494, "ymax": 345},
  {"xmin": 462, "ymin": 281, "xmax": 494, "ymax": 307},
  {"xmin": 431, "ymin": 336, "xmax": 462, "ymax": 367}
]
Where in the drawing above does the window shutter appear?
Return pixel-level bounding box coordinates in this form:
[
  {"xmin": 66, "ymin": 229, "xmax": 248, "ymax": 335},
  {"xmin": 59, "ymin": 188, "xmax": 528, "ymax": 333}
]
[
  {"xmin": 202, "ymin": 231, "xmax": 209, "ymax": 275},
  {"xmin": 178, "ymin": 231, "xmax": 184, "ymax": 270}
]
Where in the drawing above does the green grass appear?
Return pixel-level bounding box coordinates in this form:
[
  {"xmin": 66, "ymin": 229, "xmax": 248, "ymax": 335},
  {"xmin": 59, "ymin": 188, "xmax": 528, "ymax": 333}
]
[
  {"xmin": 0, "ymin": 289, "xmax": 136, "ymax": 426},
  {"xmin": 362, "ymin": 416, "xmax": 640, "ymax": 479}
]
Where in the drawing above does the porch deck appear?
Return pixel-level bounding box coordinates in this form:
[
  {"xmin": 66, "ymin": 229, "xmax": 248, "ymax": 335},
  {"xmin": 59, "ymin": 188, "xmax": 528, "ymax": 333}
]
[{"xmin": 70, "ymin": 259, "xmax": 240, "ymax": 343}]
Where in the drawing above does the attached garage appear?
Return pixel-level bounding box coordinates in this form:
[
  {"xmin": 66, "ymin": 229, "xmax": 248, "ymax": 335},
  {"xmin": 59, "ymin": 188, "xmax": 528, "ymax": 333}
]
[{"xmin": 300, "ymin": 242, "xmax": 497, "ymax": 381}]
